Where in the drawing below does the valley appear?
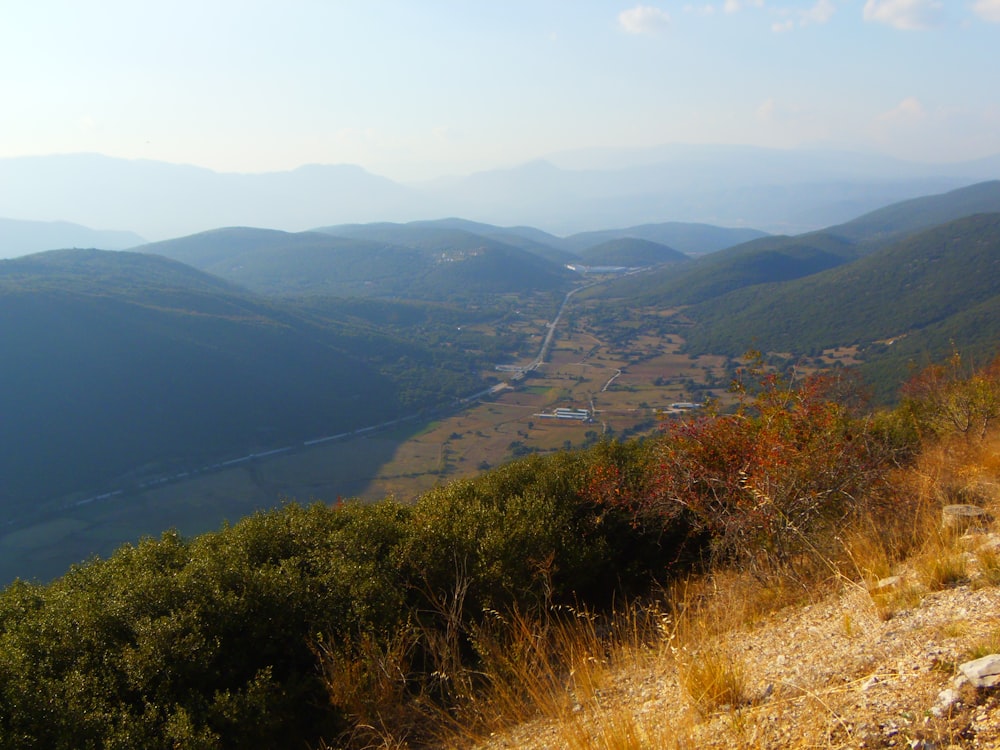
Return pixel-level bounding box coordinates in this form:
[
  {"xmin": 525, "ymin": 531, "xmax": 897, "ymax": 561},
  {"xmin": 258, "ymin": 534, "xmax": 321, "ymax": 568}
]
[
  {"xmin": 0, "ymin": 277, "xmax": 727, "ymax": 583},
  {"xmin": 3, "ymin": 180, "xmax": 1000, "ymax": 586}
]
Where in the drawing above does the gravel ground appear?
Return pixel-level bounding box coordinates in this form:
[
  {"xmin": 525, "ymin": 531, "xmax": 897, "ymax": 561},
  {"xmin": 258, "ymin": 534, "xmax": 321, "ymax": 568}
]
[{"xmin": 478, "ymin": 535, "xmax": 1000, "ymax": 750}]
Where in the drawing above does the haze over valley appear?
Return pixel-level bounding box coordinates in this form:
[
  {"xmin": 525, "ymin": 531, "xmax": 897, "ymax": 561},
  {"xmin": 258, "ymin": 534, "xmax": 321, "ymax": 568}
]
[
  {"xmin": 5, "ymin": 3, "xmax": 1000, "ymax": 746},
  {"xmin": 2, "ymin": 177, "xmax": 1000, "ymax": 583}
]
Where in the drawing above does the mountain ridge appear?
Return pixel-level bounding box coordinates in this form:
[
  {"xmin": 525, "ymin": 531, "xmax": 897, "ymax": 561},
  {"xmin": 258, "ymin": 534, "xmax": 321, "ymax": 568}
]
[{"xmin": 1, "ymin": 148, "xmax": 994, "ymax": 240}]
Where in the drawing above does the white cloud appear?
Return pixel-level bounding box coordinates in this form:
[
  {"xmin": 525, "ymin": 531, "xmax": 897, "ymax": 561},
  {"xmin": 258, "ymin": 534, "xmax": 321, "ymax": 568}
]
[
  {"xmin": 972, "ymin": 0, "xmax": 1000, "ymax": 22},
  {"xmin": 619, "ymin": 5, "xmax": 671, "ymax": 34},
  {"xmin": 862, "ymin": 0, "xmax": 943, "ymax": 30},
  {"xmin": 770, "ymin": 0, "xmax": 837, "ymax": 31},
  {"xmin": 878, "ymin": 96, "xmax": 926, "ymax": 122},
  {"xmin": 682, "ymin": 3, "xmax": 716, "ymax": 15},
  {"xmin": 802, "ymin": 0, "xmax": 836, "ymax": 24},
  {"xmin": 723, "ymin": 0, "xmax": 764, "ymax": 12}
]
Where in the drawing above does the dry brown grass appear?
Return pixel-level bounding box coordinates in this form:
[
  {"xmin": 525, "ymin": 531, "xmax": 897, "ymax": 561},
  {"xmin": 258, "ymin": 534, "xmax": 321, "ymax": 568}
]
[
  {"xmin": 320, "ymin": 423, "xmax": 1000, "ymax": 750},
  {"xmin": 425, "ymin": 602, "xmax": 673, "ymax": 749},
  {"xmin": 458, "ymin": 429, "xmax": 1000, "ymax": 750},
  {"xmin": 676, "ymin": 645, "xmax": 748, "ymax": 714}
]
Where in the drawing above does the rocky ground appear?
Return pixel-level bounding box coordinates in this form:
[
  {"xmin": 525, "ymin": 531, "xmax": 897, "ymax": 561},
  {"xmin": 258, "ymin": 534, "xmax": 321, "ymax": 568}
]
[{"xmin": 479, "ymin": 531, "xmax": 1000, "ymax": 750}]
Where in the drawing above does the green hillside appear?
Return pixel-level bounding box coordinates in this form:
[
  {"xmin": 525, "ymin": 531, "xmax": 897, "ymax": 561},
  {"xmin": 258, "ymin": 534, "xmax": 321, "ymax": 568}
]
[
  {"xmin": 591, "ymin": 231, "xmax": 855, "ymax": 306},
  {"xmin": 401, "ymin": 218, "xmax": 578, "ymax": 264},
  {"xmin": 681, "ymin": 214, "xmax": 1000, "ymax": 386},
  {"xmin": 140, "ymin": 226, "xmax": 577, "ymax": 299},
  {"xmin": 563, "ymin": 222, "xmax": 769, "ymax": 255},
  {"xmin": 0, "ymin": 352, "xmax": 936, "ymax": 749},
  {"xmin": 585, "ymin": 181, "xmax": 1000, "ymax": 311},
  {"xmin": 829, "ymin": 180, "xmax": 1000, "ymax": 248},
  {"xmin": 576, "ymin": 237, "xmax": 689, "ymax": 267},
  {"xmin": 0, "ymin": 250, "xmax": 485, "ymax": 514}
]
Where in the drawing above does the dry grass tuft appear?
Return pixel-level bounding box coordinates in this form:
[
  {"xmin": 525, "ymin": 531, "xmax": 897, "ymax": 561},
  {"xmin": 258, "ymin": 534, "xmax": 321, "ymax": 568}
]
[
  {"xmin": 677, "ymin": 645, "xmax": 748, "ymax": 714},
  {"xmin": 916, "ymin": 549, "xmax": 970, "ymax": 590},
  {"xmin": 560, "ymin": 705, "xmax": 684, "ymax": 750},
  {"xmin": 975, "ymin": 544, "xmax": 1000, "ymax": 585}
]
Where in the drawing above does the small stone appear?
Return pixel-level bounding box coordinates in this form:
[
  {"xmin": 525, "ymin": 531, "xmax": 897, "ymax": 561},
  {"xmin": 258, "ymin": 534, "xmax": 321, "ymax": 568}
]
[
  {"xmin": 958, "ymin": 654, "xmax": 1000, "ymax": 689},
  {"xmin": 942, "ymin": 504, "xmax": 992, "ymax": 533},
  {"xmin": 932, "ymin": 688, "xmax": 961, "ymax": 717}
]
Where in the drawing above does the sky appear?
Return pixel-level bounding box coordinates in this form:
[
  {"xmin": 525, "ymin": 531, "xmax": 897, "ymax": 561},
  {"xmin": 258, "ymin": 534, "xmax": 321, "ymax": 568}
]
[{"xmin": 2, "ymin": 0, "xmax": 999, "ymax": 181}]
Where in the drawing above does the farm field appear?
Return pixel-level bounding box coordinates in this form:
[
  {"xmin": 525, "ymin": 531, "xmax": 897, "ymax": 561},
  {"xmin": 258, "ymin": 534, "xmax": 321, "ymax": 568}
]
[{"xmin": 356, "ymin": 307, "xmax": 733, "ymax": 501}]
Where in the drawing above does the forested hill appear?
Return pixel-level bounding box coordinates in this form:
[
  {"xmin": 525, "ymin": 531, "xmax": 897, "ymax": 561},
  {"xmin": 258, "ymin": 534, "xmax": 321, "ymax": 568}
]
[
  {"xmin": 588, "ymin": 180, "xmax": 1000, "ymax": 309},
  {"xmin": 587, "ymin": 231, "xmax": 855, "ymax": 306},
  {"xmin": 560, "ymin": 221, "xmax": 769, "ymax": 255},
  {"xmin": 829, "ymin": 179, "xmax": 1000, "ymax": 248},
  {"xmin": 138, "ymin": 226, "xmax": 579, "ymax": 300},
  {"xmin": 576, "ymin": 237, "xmax": 689, "ymax": 267},
  {"xmin": 680, "ymin": 213, "xmax": 1000, "ymax": 396},
  {"xmin": 0, "ymin": 249, "xmax": 483, "ymax": 513}
]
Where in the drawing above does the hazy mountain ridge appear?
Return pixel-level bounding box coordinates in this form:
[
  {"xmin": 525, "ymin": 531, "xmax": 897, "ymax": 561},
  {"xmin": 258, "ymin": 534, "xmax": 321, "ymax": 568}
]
[
  {"xmin": 828, "ymin": 179, "xmax": 1000, "ymax": 248},
  {"xmin": 1, "ymin": 148, "xmax": 994, "ymax": 241},
  {"xmin": 0, "ymin": 216, "xmax": 145, "ymax": 259},
  {"xmin": 576, "ymin": 237, "xmax": 690, "ymax": 267},
  {"xmin": 560, "ymin": 222, "xmax": 768, "ymax": 255}
]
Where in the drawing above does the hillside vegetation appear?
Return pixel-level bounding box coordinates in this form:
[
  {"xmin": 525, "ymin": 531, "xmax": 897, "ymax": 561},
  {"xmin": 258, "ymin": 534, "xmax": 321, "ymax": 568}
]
[
  {"xmin": 592, "ymin": 180, "xmax": 1000, "ymax": 309},
  {"xmin": 140, "ymin": 226, "xmax": 578, "ymax": 300},
  {"xmin": 5, "ymin": 352, "xmax": 998, "ymax": 748},
  {"xmin": 0, "ymin": 249, "xmax": 486, "ymax": 513},
  {"xmin": 681, "ymin": 213, "xmax": 1000, "ymax": 397},
  {"xmin": 576, "ymin": 237, "xmax": 689, "ymax": 267}
]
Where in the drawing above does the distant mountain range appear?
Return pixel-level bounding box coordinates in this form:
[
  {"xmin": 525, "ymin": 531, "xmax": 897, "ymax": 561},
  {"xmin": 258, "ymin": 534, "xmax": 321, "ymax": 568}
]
[
  {"xmin": 0, "ymin": 217, "xmax": 144, "ymax": 259},
  {"xmin": 2, "ymin": 146, "xmax": 997, "ymax": 241}
]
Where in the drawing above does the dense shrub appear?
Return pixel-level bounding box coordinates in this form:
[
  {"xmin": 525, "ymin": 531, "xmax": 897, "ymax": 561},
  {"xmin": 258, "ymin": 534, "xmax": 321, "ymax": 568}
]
[
  {"xmin": 4, "ymin": 352, "xmax": 973, "ymax": 746},
  {"xmin": 0, "ymin": 446, "xmax": 666, "ymax": 748},
  {"xmin": 902, "ymin": 351, "xmax": 1000, "ymax": 441},
  {"xmin": 605, "ymin": 364, "xmax": 901, "ymax": 574}
]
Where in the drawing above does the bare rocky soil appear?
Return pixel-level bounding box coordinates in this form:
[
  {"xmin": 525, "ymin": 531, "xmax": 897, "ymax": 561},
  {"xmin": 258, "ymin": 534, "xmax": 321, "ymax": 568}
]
[{"xmin": 480, "ymin": 533, "xmax": 1000, "ymax": 750}]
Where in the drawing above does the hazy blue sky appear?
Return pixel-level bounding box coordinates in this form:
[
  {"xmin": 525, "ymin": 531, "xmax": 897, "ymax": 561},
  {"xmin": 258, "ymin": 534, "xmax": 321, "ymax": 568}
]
[{"xmin": 2, "ymin": 0, "xmax": 999, "ymax": 180}]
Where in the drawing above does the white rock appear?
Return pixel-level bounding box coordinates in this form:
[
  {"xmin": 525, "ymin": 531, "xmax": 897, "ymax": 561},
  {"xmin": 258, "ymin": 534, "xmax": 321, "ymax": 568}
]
[
  {"xmin": 931, "ymin": 688, "xmax": 961, "ymax": 717},
  {"xmin": 958, "ymin": 654, "xmax": 1000, "ymax": 688}
]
